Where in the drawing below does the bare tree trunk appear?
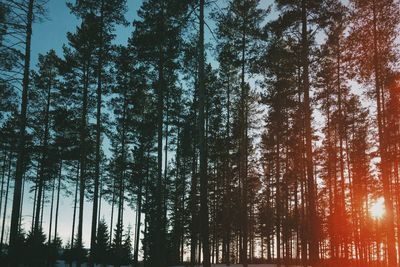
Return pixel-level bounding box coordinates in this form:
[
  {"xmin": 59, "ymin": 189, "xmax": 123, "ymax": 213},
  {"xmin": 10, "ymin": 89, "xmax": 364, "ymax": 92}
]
[
  {"xmin": 19, "ymin": 172, "xmax": 26, "ymax": 230},
  {"xmin": 54, "ymin": 160, "xmax": 62, "ymax": 242},
  {"xmin": 31, "ymin": 165, "xmax": 39, "ymax": 232},
  {"xmin": 153, "ymin": 2, "xmax": 166, "ymax": 266},
  {"xmin": 77, "ymin": 62, "xmax": 90, "ymax": 267},
  {"xmin": 40, "ymin": 186, "xmax": 45, "ymax": 230},
  {"xmin": 90, "ymin": 2, "xmax": 105, "ymax": 265},
  {"xmin": 239, "ymin": 2, "xmax": 248, "ymax": 264},
  {"xmin": 276, "ymin": 136, "xmax": 281, "ymax": 267},
  {"xmin": 97, "ymin": 178, "xmax": 102, "ymax": 227},
  {"xmin": 110, "ymin": 178, "xmax": 116, "ymax": 246},
  {"xmin": 198, "ymin": 1, "xmax": 210, "ymax": 266},
  {"xmin": 0, "ymin": 154, "xmax": 12, "ymax": 251},
  {"xmin": 0, "ymin": 152, "xmax": 8, "ymax": 233},
  {"xmin": 35, "ymin": 12, "xmax": 55, "ymax": 245},
  {"xmin": 48, "ymin": 175, "xmax": 56, "ymax": 244},
  {"xmin": 9, "ymin": 0, "xmax": 34, "ymax": 260},
  {"xmin": 133, "ymin": 149, "xmax": 146, "ymax": 266},
  {"xmin": 371, "ymin": 1, "xmax": 397, "ymax": 265},
  {"xmin": 71, "ymin": 163, "xmax": 80, "ymax": 248},
  {"xmin": 190, "ymin": 141, "xmax": 198, "ymax": 266},
  {"xmin": 301, "ymin": 0, "xmax": 319, "ymax": 264}
]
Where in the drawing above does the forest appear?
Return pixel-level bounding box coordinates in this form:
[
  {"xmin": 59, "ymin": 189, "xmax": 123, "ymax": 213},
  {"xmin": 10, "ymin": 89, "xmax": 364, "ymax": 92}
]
[{"xmin": 0, "ymin": 0, "xmax": 400, "ymax": 266}]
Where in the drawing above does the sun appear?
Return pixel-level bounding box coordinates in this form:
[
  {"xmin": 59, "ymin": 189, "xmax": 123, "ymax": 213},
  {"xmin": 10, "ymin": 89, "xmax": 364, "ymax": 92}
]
[{"xmin": 370, "ymin": 197, "xmax": 385, "ymax": 219}]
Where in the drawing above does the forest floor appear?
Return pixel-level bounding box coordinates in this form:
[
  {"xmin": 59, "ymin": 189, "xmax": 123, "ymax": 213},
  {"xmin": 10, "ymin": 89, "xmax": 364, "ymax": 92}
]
[
  {"xmin": 57, "ymin": 263, "xmax": 311, "ymax": 267},
  {"xmin": 172, "ymin": 265, "xmax": 310, "ymax": 267}
]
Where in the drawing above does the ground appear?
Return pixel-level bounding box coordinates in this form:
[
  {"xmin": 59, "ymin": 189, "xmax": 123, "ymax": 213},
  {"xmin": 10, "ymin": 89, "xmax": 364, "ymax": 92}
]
[{"xmin": 57, "ymin": 263, "xmax": 309, "ymax": 267}]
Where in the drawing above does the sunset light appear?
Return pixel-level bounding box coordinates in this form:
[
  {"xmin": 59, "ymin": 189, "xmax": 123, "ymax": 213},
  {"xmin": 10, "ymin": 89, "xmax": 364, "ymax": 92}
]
[{"xmin": 370, "ymin": 197, "xmax": 385, "ymax": 219}]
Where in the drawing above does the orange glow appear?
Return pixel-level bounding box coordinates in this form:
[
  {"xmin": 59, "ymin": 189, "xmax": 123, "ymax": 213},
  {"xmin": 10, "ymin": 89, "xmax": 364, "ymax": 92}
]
[{"xmin": 370, "ymin": 197, "xmax": 385, "ymax": 219}]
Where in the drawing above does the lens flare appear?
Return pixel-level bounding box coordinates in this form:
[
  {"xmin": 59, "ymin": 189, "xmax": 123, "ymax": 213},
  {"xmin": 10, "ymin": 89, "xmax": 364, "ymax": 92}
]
[{"xmin": 370, "ymin": 197, "xmax": 385, "ymax": 219}]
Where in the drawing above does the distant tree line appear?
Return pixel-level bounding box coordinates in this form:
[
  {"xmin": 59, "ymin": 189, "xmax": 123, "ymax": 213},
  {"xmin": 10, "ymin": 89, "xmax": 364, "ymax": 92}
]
[{"xmin": 0, "ymin": 0, "xmax": 400, "ymax": 267}]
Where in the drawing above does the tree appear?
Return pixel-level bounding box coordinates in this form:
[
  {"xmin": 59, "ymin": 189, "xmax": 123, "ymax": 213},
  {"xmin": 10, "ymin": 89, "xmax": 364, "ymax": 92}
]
[
  {"xmin": 198, "ymin": 0, "xmax": 210, "ymax": 266},
  {"xmin": 121, "ymin": 226, "xmax": 133, "ymax": 265},
  {"xmin": 93, "ymin": 218, "xmax": 110, "ymax": 265}
]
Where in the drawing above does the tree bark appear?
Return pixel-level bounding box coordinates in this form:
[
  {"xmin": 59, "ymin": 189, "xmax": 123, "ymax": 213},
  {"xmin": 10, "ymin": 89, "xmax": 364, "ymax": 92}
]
[
  {"xmin": 9, "ymin": 0, "xmax": 34, "ymax": 261},
  {"xmin": 54, "ymin": 160, "xmax": 62, "ymax": 243},
  {"xmin": 301, "ymin": 0, "xmax": 319, "ymax": 264},
  {"xmin": 90, "ymin": 1, "xmax": 105, "ymax": 264},
  {"xmin": 371, "ymin": 1, "xmax": 397, "ymax": 265},
  {"xmin": 240, "ymin": 1, "xmax": 248, "ymax": 265},
  {"xmin": 199, "ymin": 1, "xmax": 210, "ymax": 266},
  {"xmin": 0, "ymin": 154, "xmax": 12, "ymax": 252},
  {"xmin": 71, "ymin": 162, "xmax": 79, "ymax": 248},
  {"xmin": 48, "ymin": 173, "xmax": 56, "ymax": 244},
  {"xmin": 0, "ymin": 152, "xmax": 7, "ymax": 233},
  {"xmin": 77, "ymin": 60, "xmax": 90, "ymax": 267}
]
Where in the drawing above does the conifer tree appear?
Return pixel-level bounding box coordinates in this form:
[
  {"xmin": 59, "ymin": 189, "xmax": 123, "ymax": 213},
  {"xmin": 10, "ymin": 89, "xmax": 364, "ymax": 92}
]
[{"xmin": 93, "ymin": 218, "xmax": 110, "ymax": 265}]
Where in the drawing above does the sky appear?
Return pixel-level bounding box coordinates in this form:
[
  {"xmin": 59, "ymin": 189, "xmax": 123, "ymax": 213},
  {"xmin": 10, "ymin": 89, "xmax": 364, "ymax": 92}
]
[{"xmin": 31, "ymin": 0, "xmax": 141, "ymax": 66}]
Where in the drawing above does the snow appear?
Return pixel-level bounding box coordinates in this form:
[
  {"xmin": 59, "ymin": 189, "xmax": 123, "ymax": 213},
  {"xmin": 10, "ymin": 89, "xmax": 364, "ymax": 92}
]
[
  {"xmin": 170, "ymin": 265, "xmax": 309, "ymax": 267},
  {"xmin": 55, "ymin": 262, "xmax": 131, "ymax": 267},
  {"xmin": 55, "ymin": 262, "xmax": 309, "ymax": 267}
]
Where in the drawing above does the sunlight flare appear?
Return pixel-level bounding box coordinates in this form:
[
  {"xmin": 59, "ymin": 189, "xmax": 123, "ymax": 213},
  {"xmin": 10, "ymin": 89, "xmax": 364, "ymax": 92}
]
[{"xmin": 370, "ymin": 197, "xmax": 385, "ymax": 219}]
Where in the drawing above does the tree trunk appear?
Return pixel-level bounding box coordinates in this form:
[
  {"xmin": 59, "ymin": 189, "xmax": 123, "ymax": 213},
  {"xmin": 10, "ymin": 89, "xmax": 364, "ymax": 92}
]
[
  {"xmin": 301, "ymin": 0, "xmax": 319, "ymax": 264},
  {"xmin": 110, "ymin": 178, "xmax": 116, "ymax": 246},
  {"xmin": 198, "ymin": 1, "xmax": 210, "ymax": 266},
  {"xmin": 31, "ymin": 167, "xmax": 38, "ymax": 232},
  {"xmin": 0, "ymin": 153, "xmax": 12, "ymax": 251},
  {"xmin": 133, "ymin": 148, "xmax": 146, "ymax": 266},
  {"xmin": 19, "ymin": 172, "xmax": 26, "ymax": 231},
  {"xmin": 371, "ymin": 1, "xmax": 397, "ymax": 266},
  {"xmin": 54, "ymin": 160, "xmax": 62, "ymax": 243},
  {"xmin": 276, "ymin": 134, "xmax": 281, "ymax": 267},
  {"xmin": 155, "ymin": 2, "xmax": 166, "ymax": 265},
  {"xmin": 40, "ymin": 186, "xmax": 45, "ymax": 230},
  {"xmin": 71, "ymin": 162, "xmax": 80, "ymax": 248},
  {"xmin": 90, "ymin": 1, "xmax": 105, "ymax": 264},
  {"xmin": 240, "ymin": 2, "xmax": 248, "ymax": 264},
  {"xmin": 77, "ymin": 61, "xmax": 90, "ymax": 267},
  {"xmin": 48, "ymin": 174, "xmax": 56, "ymax": 244},
  {"xmin": 9, "ymin": 0, "xmax": 34, "ymax": 260},
  {"xmin": 0, "ymin": 152, "xmax": 8, "ymax": 233},
  {"xmin": 336, "ymin": 45, "xmax": 349, "ymax": 261}
]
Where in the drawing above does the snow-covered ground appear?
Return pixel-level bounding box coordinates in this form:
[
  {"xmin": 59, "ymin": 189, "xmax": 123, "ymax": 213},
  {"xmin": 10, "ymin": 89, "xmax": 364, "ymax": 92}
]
[
  {"xmin": 56, "ymin": 262, "xmax": 310, "ymax": 267},
  {"xmin": 55, "ymin": 262, "xmax": 131, "ymax": 267},
  {"xmin": 171, "ymin": 265, "xmax": 310, "ymax": 267}
]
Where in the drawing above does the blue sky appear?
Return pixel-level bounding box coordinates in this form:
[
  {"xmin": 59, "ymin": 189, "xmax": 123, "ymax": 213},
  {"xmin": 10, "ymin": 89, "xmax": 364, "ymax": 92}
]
[{"xmin": 31, "ymin": 0, "xmax": 141, "ymax": 66}]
